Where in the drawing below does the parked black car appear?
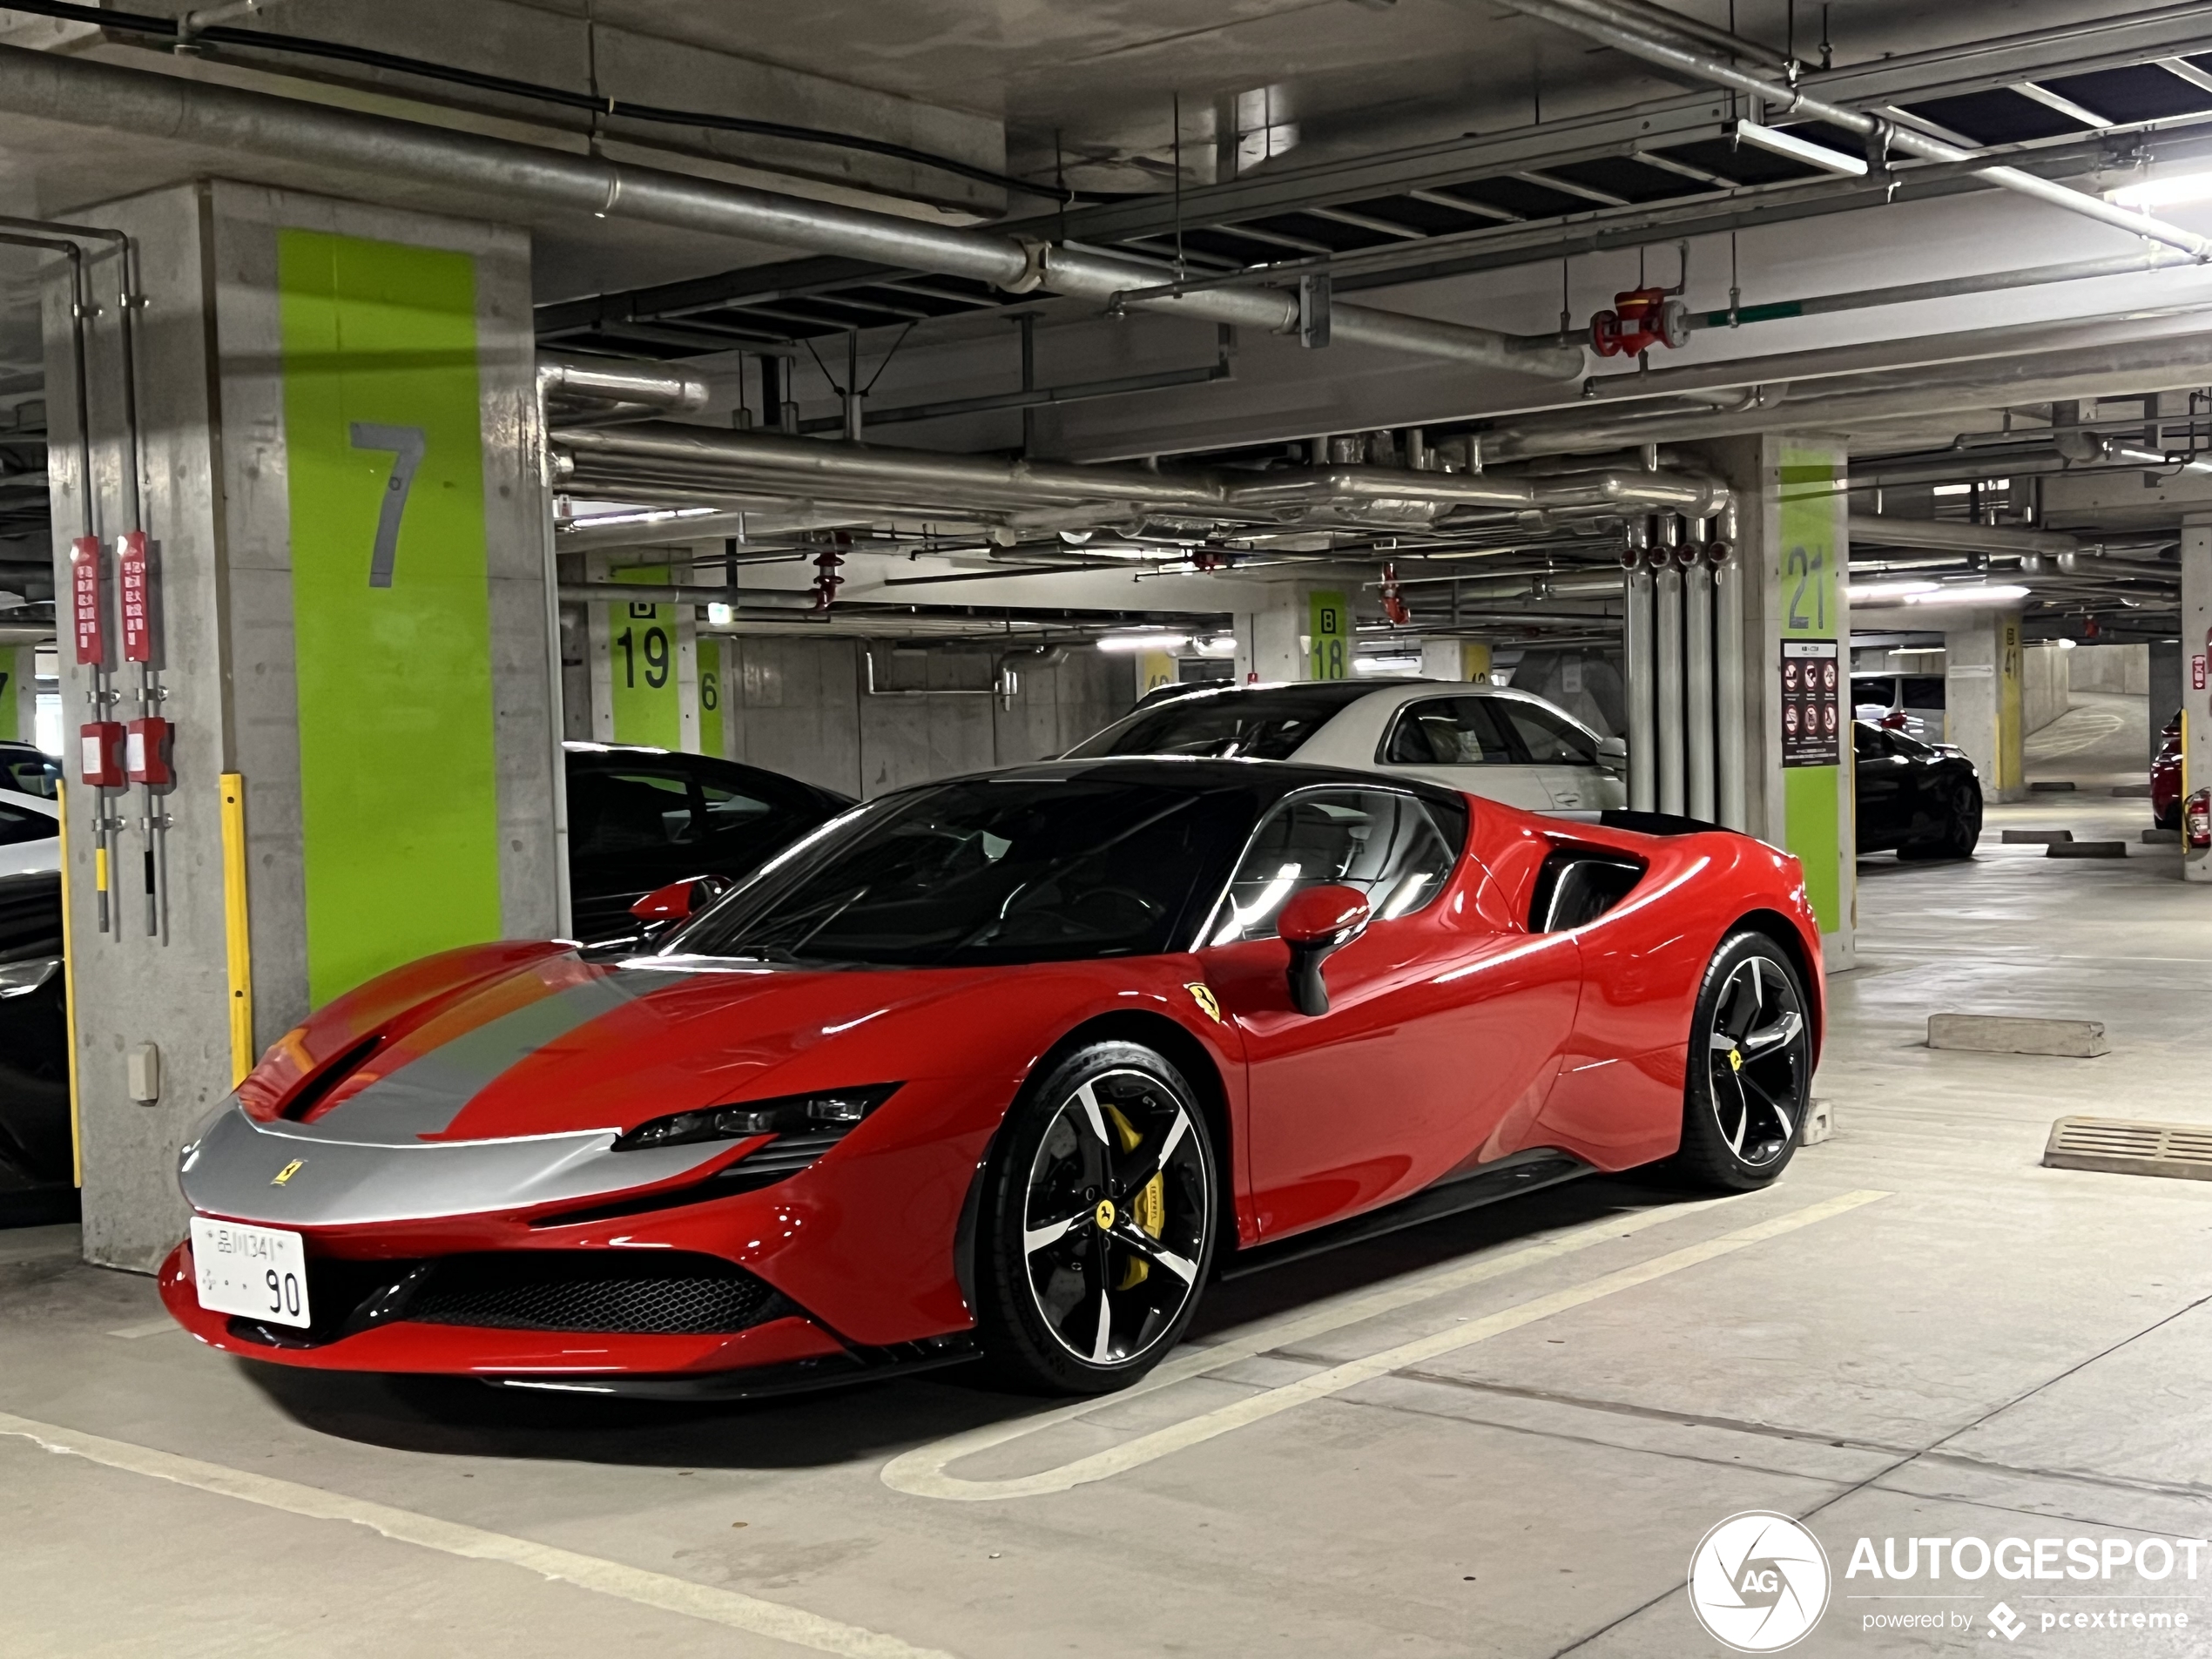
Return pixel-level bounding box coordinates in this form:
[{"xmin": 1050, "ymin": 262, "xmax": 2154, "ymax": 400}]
[
  {"xmin": 0, "ymin": 870, "xmax": 73, "ymax": 1224},
  {"xmin": 1854, "ymin": 719, "xmax": 1982, "ymax": 859},
  {"xmin": 564, "ymin": 742, "xmax": 850, "ymax": 941}
]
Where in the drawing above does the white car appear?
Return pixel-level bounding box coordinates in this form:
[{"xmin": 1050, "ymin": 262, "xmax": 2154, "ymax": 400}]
[
  {"xmin": 0, "ymin": 787, "xmax": 58, "ymax": 879},
  {"xmin": 1067, "ymin": 679, "xmax": 1627, "ymax": 812}
]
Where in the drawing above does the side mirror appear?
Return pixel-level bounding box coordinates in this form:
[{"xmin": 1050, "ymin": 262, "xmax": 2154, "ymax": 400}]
[
  {"xmin": 629, "ymin": 873, "xmax": 735, "ymax": 927},
  {"xmin": 1595, "ymin": 735, "xmax": 1628, "ymax": 770},
  {"xmin": 1278, "ymin": 884, "xmax": 1371, "ymax": 1016}
]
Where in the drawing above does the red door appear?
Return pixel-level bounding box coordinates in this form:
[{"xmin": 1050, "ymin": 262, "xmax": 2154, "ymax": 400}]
[{"xmin": 1193, "ymin": 788, "xmax": 1582, "ymax": 1243}]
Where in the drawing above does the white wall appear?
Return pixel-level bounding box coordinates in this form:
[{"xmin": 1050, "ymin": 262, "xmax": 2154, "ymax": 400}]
[
  {"xmin": 716, "ymin": 636, "xmax": 1135, "ymax": 799},
  {"xmin": 2070, "ymin": 644, "xmax": 2149, "ymax": 695},
  {"xmin": 2023, "ymin": 642, "xmax": 2070, "ymax": 737}
]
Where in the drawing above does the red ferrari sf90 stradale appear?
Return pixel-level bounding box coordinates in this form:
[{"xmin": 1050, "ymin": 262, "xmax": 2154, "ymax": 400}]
[{"xmin": 162, "ymin": 758, "xmax": 1822, "ymax": 1397}]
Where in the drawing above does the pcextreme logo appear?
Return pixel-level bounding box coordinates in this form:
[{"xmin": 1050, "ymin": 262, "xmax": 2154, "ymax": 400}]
[{"xmin": 1688, "ymin": 1511, "xmax": 1831, "ymax": 1652}]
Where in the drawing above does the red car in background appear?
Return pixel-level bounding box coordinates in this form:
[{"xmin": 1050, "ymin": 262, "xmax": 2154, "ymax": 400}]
[
  {"xmin": 2155, "ymin": 712, "xmax": 2182, "ymax": 831},
  {"xmin": 161, "ymin": 759, "xmax": 1823, "ymax": 1399}
]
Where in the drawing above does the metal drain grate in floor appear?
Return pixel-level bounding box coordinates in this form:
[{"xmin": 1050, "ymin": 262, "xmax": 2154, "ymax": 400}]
[{"xmin": 2042, "ymin": 1116, "xmax": 2212, "ymax": 1182}]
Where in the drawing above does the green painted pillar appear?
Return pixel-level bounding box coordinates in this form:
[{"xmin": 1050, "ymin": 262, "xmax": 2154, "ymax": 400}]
[
  {"xmin": 1703, "ymin": 434, "xmax": 1856, "ymax": 973},
  {"xmin": 41, "ymin": 182, "xmax": 556, "ymax": 1269},
  {"xmin": 587, "ymin": 557, "xmax": 700, "ymax": 752}
]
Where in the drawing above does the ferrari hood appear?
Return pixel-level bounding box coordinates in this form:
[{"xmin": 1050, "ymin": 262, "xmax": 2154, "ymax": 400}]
[{"xmin": 254, "ymin": 949, "xmax": 974, "ymax": 1148}]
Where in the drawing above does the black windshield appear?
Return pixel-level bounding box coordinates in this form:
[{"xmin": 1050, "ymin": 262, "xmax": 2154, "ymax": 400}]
[
  {"xmin": 664, "ymin": 778, "xmax": 1258, "ymax": 967},
  {"xmin": 1069, "ymin": 684, "xmax": 1379, "ymax": 760}
]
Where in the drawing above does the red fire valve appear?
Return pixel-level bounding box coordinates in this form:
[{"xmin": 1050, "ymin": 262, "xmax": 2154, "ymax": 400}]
[
  {"xmin": 79, "ymin": 721, "xmax": 126, "ymax": 788},
  {"xmin": 1590, "ymin": 287, "xmax": 1691, "ymax": 359},
  {"xmin": 126, "ymin": 718, "xmax": 175, "ymax": 787},
  {"xmin": 2188, "ymin": 789, "xmax": 2212, "ymax": 852}
]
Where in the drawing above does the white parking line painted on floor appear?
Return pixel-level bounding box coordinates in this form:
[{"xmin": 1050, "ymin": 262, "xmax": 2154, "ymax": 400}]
[
  {"xmin": 0, "ymin": 1412, "xmax": 958, "ymax": 1659},
  {"xmin": 881, "ymin": 1191, "xmax": 1759, "ymax": 1507},
  {"xmin": 107, "ymin": 1316, "xmax": 181, "ymax": 1339},
  {"xmin": 885, "ymin": 1188, "xmax": 1891, "ymax": 1502}
]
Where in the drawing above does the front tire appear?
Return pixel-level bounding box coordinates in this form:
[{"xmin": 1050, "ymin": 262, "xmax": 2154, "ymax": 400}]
[
  {"xmin": 1671, "ymin": 933, "xmax": 1813, "ymax": 1191},
  {"xmin": 978, "ymin": 1042, "xmax": 1217, "ymax": 1394}
]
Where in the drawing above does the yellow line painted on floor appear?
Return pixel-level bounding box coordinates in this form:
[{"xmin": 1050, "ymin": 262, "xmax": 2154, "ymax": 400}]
[
  {"xmin": 0, "ymin": 1412, "xmax": 958, "ymax": 1659},
  {"xmin": 885, "ymin": 1188, "xmax": 1891, "ymax": 1502},
  {"xmin": 106, "ymin": 1316, "xmax": 183, "ymax": 1339}
]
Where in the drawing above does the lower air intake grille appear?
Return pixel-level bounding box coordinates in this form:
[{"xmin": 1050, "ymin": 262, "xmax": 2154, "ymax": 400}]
[{"xmin": 405, "ymin": 1251, "xmax": 792, "ymax": 1335}]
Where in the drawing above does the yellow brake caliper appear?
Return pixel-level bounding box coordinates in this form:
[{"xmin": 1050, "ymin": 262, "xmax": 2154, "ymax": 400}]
[{"xmin": 1103, "ymin": 1104, "xmax": 1166, "ymax": 1290}]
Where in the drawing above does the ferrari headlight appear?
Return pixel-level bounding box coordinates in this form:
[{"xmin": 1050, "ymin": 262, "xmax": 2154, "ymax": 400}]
[{"xmin": 611, "ymin": 1084, "xmax": 900, "ymax": 1152}]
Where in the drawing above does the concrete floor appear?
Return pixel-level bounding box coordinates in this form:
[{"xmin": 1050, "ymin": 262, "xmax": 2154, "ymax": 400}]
[{"xmin": 5, "ymin": 710, "xmax": 2210, "ymax": 1657}]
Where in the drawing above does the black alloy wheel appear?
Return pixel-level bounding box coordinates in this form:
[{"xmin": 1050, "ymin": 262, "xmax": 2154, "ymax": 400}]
[
  {"xmin": 981, "ymin": 1042, "xmax": 1217, "ymax": 1393},
  {"xmin": 1672, "ymin": 933, "xmax": 1812, "ymax": 1191}
]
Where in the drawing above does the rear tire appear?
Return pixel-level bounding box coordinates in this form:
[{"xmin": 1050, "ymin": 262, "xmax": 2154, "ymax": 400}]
[
  {"xmin": 1899, "ymin": 781, "xmax": 1980, "ymax": 860},
  {"xmin": 977, "ymin": 1042, "xmax": 1217, "ymax": 1394},
  {"xmin": 1671, "ymin": 932, "xmax": 1812, "ymax": 1192}
]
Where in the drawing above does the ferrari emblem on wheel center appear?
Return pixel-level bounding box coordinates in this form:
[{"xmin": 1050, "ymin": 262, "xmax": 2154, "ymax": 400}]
[{"xmin": 1095, "ymin": 1198, "xmax": 1116, "ymax": 1231}]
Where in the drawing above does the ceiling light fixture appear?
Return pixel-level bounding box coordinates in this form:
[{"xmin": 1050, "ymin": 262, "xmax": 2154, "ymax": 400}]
[
  {"xmin": 2108, "ymin": 167, "xmax": 2212, "ymax": 210},
  {"xmin": 1903, "ymin": 583, "xmax": 2033, "ymax": 606},
  {"xmin": 1844, "ymin": 580, "xmax": 1939, "ymax": 604},
  {"xmin": 1096, "ymin": 631, "xmax": 1188, "ymax": 652}
]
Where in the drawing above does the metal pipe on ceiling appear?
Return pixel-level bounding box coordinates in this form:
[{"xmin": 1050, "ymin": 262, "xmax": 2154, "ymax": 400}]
[
  {"xmin": 1847, "ymin": 516, "xmax": 2083, "ymax": 556},
  {"xmin": 1499, "ymin": 0, "xmax": 2212, "ymax": 259},
  {"xmin": 0, "ymin": 44, "xmax": 1584, "ymax": 381},
  {"xmin": 538, "ymin": 352, "xmax": 711, "ymax": 419},
  {"xmin": 1479, "ymin": 328, "xmax": 2212, "ymax": 460},
  {"xmin": 550, "ymin": 421, "xmax": 1736, "ymax": 526}
]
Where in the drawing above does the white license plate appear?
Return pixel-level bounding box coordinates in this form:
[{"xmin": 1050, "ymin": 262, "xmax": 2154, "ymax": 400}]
[{"xmin": 189, "ymin": 1217, "xmax": 311, "ymax": 1329}]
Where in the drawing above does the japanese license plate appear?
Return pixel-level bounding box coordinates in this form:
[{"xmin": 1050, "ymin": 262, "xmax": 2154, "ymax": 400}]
[{"xmin": 189, "ymin": 1217, "xmax": 311, "ymax": 1329}]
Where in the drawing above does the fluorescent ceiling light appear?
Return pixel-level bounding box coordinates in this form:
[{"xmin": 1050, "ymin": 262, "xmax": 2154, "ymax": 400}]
[
  {"xmin": 1903, "ymin": 583, "xmax": 2032, "ymax": 606},
  {"xmin": 1195, "ymin": 634, "xmax": 1239, "ymax": 657},
  {"xmin": 1355, "ymin": 654, "xmax": 1423, "ymax": 674},
  {"xmin": 1844, "ymin": 581, "xmax": 1939, "ymax": 604},
  {"xmin": 706, "ymin": 603, "xmax": 735, "ymax": 625},
  {"xmin": 562, "ymin": 506, "xmax": 718, "ymax": 530},
  {"xmin": 2057, "ymin": 637, "xmax": 2078, "ymax": 649},
  {"xmin": 1730, "ymin": 119, "xmax": 1867, "ymax": 177},
  {"xmin": 1096, "ymin": 631, "xmax": 1187, "ymax": 652},
  {"xmin": 2108, "ymin": 168, "xmax": 2212, "ymax": 210}
]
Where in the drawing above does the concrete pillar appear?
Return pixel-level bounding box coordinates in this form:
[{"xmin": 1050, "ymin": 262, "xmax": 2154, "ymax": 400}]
[
  {"xmin": 1943, "ymin": 611, "xmax": 2026, "ymax": 804},
  {"xmin": 2183, "ymin": 522, "xmax": 2212, "ymax": 881},
  {"xmin": 1420, "ymin": 638, "xmax": 1466, "ymax": 681},
  {"xmin": 1696, "ymin": 434, "xmax": 1855, "ymax": 973},
  {"xmin": 2150, "ymin": 638, "xmax": 2182, "ymax": 765},
  {"xmin": 1235, "ymin": 583, "xmax": 1354, "ymax": 684},
  {"xmin": 43, "ymin": 181, "xmax": 556, "ymax": 1269}
]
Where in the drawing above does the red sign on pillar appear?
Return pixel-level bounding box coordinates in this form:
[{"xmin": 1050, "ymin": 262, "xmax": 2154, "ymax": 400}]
[
  {"xmin": 118, "ymin": 531, "xmax": 154, "ymax": 664},
  {"xmin": 2195, "ymin": 655, "xmax": 2208, "ymax": 692},
  {"xmin": 70, "ymin": 535, "xmax": 105, "ymax": 665}
]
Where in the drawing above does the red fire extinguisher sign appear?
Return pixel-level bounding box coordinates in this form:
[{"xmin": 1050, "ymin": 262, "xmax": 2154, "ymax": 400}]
[{"xmin": 70, "ymin": 536, "xmax": 105, "ymax": 665}]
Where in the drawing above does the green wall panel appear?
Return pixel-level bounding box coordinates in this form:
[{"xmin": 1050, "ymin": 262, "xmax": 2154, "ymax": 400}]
[
  {"xmin": 697, "ymin": 636, "xmax": 724, "ymax": 758},
  {"xmin": 608, "ymin": 563, "xmax": 681, "ymax": 748},
  {"xmin": 1779, "ymin": 447, "xmax": 1842, "ymax": 934},
  {"xmin": 1308, "ymin": 589, "xmax": 1349, "ymax": 680},
  {"xmin": 279, "ymin": 228, "xmax": 501, "ymax": 1007},
  {"xmin": 0, "ymin": 645, "xmax": 22, "ymax": 741}
]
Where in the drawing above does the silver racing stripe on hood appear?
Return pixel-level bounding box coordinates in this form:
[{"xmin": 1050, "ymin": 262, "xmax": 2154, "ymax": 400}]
[
  {"xmin": 299, "ymin": 970, "xmax": 695, "ymax": 1147},
  {"xmin": 177, "ymin": 1103, "xmax": 738, "ymax": 1229}
]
